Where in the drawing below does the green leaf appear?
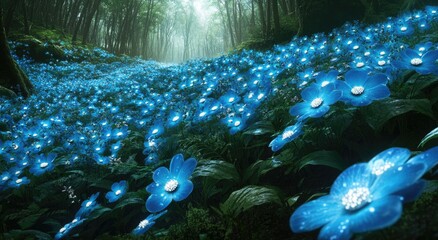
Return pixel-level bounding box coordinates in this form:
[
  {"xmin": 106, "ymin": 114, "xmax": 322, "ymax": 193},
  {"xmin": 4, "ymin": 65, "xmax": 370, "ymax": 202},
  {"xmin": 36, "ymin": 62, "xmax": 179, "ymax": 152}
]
[
  {"xmin": 362, "ymin": 98, "xmax": 435, "ymax": 130},
  {"xmin": 418, "ymin": 127, "xmax": 438, "ymax": 148},
  {"xmin": 114, "ymin": 197, "xmax": 144, "ymax": 210},
  {"xmin": 193, "ymin": 160, "xmax": 239, "ymax": 181},
  {"xmin": 242, "ymin": 160, "xmax": 280, "ymax": 184},
  {"xmin": 5, "ymin": 230, "xmax": 52, "ymax": 240},
  {"xmin": 243, "ymin": 121, "xmax": 275, "ymax": 136},
  {"xmin": 298, "ymin": 150, "xmax": 348, "ymax": 171},
  {"xmin": 18, "ymin": 211, "xmax": 47, "ymax": 229},
  {"xmin": 219, "ymin": 185, "xmax": 282, "ymax": 218}
]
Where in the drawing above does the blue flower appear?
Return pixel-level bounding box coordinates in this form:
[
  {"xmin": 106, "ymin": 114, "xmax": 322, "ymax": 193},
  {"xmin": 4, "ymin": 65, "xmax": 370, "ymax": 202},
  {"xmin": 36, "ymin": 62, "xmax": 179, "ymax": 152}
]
[
  {"xmin": 75, "ymin": 193, "xmax": 100, "ymax": 218},
  {"xmin": 269, "ymin": 122, "xmax": 304, "ymax": 152},
  {"xmin": 132, "ymin": 210, "xmax": 167, "ymax": 235},
  {"xmin": 315, "ymin": 70, "xmax": 339, "ymax": 88},
  {"xmin": 54, "ymin": 217, "xmax": 85, "ymax": 240},
  {"xmin": 30, "ymin": 153, "xmax": 57, "ymax": 176},
  {"xmin": 337, "ymin": 70, "xmax": 390, "ymax": 106},
  {"xmin": 289, "ymin": 84, "xmax": 341, "ymax": 120},
  {"xmin": 8, "ymin": 176, "xmax": 30, "ymax": 188},
  {"xmin": 105, "ymin": 180, "xmax": 128, "ymax": 203},
  {"xmin": 289, "ymin": 146, "xmax": 438, "ymax": 239},
  {"xmin": 392, "ymin": 48, "xmax": 438, "ymax": 75},
  {"xmin": 145, "ymin": 154, "xmax": 197, "ymax": 213}
]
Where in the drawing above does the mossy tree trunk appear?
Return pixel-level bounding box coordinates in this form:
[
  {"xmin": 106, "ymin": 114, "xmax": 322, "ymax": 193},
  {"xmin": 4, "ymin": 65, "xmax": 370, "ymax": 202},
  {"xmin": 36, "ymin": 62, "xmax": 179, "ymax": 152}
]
[{"xmin": 0, "ymin": 7, "xmax": 33, "ymax": 98}]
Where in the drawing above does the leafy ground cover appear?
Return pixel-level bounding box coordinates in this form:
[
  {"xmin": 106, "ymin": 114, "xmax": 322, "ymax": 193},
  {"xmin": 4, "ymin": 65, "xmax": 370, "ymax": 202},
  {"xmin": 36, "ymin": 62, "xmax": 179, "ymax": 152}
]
[{"xmin": 1, "ymin": 6, "xmax": 438, "ymax": 240}]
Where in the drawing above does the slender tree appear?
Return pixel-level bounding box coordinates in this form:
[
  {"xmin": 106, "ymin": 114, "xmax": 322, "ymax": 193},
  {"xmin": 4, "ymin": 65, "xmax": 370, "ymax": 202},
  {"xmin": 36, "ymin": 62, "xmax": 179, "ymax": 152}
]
[{"xmin": 0, "ymin": 7, "xmax": 33, "ymax": 98}]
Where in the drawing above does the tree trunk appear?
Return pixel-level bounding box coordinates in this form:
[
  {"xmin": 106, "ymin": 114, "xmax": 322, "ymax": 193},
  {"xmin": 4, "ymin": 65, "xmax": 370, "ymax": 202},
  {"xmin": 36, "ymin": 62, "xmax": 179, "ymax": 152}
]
[
  {"xmin": 82, "ymin": 0, "xmax": 101, "ymax": 44},
  {"xmin": 22, "ymin": 0, "xmax": 30, "ymax": 35},
  {"xmin": 0, "ymin": 8, "xmax": 33, "ymax": 98},
  {"xmin": 272, "ymin": 0, "xmax": 281, "ymax": 38}
]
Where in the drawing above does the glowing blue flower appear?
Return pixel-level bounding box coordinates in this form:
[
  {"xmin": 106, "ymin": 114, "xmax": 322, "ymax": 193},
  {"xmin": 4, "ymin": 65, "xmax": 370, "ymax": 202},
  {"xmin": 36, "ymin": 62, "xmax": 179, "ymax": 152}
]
[
  {"xmin": 8, "ymin": 176, "xmax": 30, "ymax": 188},
  {"xmin": 269, "ymin": 122, "xmax": 304, "ymax": 152},
  {"xmin": 392, "ymin": 48, "xmax": 438, "ymax": 75},
  {"xmin": 167, "ymin": 111, "xmax": 183, "ymax": 128},
  {"xmin": 132, "ymin": 210, "xmax": 167, "ymax": 235},
  {"xmin": 289, "ymin": 146, "xmax": 438, "ymax": 239},
  {"xmin": 75, "ymin": 193, "xmax": 100, "ymax": 218},
  {"xmin": 30, "ymin": 153, "xmax": 57, "ymax": 176},
  {"xmin": 219, "ymin": 91, "xmax": 240, "ymax": 107},
  {"xmin": 105, "ymin": 180, "xmax": 128, "ymax": 203},
  {"xmin": 146, "ymin": 124, "xmax": 164, "ymax": 139},
  {"xmin": 54, "ymin": 217, "xmax": 85, "ymax": 240},
  {"xmin": 337, "ymin": 70, "xmax": 390, "ymax": 106},
  {"xmin": 145, "ymin": 154, "xmax": 197, "ymax": 213},
  {"xmin": 314, "ymin": 70, "xmax": 339, "ymax": 88},
  {"xmin": 289, "ymin": 84, "xmax": 342, "ymax": 120}
]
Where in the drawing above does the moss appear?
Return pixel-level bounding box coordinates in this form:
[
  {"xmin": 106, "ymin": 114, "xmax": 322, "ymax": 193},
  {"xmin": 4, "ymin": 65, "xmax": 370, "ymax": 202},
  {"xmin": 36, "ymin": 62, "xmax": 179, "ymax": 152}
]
[{"xmin": 166, "ymin": 207, "xmax": 225, "ymax": 240}]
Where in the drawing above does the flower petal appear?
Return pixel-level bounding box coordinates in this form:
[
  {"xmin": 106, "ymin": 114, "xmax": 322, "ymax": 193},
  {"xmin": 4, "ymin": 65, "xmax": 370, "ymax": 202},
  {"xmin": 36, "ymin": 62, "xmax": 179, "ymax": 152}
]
[
  {"xmin": 371, "ymin": 163, "xmax": 426, "ymax": 199},
  {"xmin": 330, "ymin": 163, "xmax": 375, "ymax": 199},
  {"xmin": 364, "ymin": 84, "xmax": 390, "ymax": 101},
  {"xmin": 146, "ymin": 182, "xmax": 164, "ymax": 194},
  {"xmin": 364, "ymin": 74, "xmax": 388, "ymax": 89},
  {"xmin": 421, "ymin": 50, "xmax": 438, "ymax": 63},
  {"xmin": 368, "ymin": 147, "xmax": 411, "ymax": 175},
  {"xmin": 290, "ymin": 195, "xmax": 343, "ymax": 233},
  {"xmin": 170, "ymin": 154, "xmax": 184, "ymax": 176},
  {"xmin": 345, "ymin": 69, "xmax": 367, "ymax": 87},
  {"xmin": 324, "ymin": 90, "xmax": 342, "ymax": 105},
  {"xmin": 146, "ymin": 193, "xmax": 172, "ymax": 213},
  {"xmin": 349, "ymin": 195, "xmax": 403, "ymax": 233},
  {"xmin": 172, "ymin": 180, "xmax": 194, "ymax": 201},
  {"xmin": 318, "ymin": 216, "xmax": 352, "ymax": 240},
  {"xmin": 153, "ymin": 167, "xmax": 170, "ymax": 185},
  {"xmin": 301, "ymin": 85, "xmax": 319, "ymax": 102},
  {"xmin": 393, "ymin": 179, "xmax": 426, "ymax": 203},
  {"xmin": 177, "ymin": 158, "xmax": 197, "ymax": 180},
  {"xmin": 407, "ymin": 146, "xmax": 438, "ymax": 172},
  {"xmin": 289, "ymin": 102, "xmax": 310, "ymax": 117},
  {"xmin": 269, "ymin": 135, "xmax": 287, "ymax": 152}
]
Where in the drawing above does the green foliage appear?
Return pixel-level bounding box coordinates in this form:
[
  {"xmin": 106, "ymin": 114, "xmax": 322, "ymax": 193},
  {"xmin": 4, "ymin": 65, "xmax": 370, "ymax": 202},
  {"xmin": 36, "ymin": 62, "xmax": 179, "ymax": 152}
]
[
  {"xmin": 193, "ymin": 160, "xmax": 240, "ymax": 181},
  {"xmin": 297, "ymin": 150, "xmax": 349, "ymax": 172},
  {"xmin": 418, "ymin": 127, "xmax": 438, "ymax": 148},
  {"xmin": 219, "ymin": 185, "xmax": 282, "ymax": 219},
  {"xmin": 362, "ymin": 98, "xmax": 436, "ymax": 130}
]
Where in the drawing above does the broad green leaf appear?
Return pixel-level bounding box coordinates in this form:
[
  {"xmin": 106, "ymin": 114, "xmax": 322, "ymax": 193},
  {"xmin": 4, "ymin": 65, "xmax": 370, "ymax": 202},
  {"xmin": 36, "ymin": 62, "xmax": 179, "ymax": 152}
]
[
  {"xmin": 219, "ymin": 185, "xmax": 282, "ymax": 218},
  {"xmin": 18, "ymin": 209, "xmax": 47, "ymax": 229},
  {"xmin": 5, "ymin": 230, "xmax": 52, "ymax": 240},
  {"xmin": 298, "ymin": 150, "xmax": 348, "ymax": 171},
  {"xmin": 242, "ymin": 160, "xmax": 280, "ymax": 184},
  {"xmin": 362, "ymin": 98, "xmax": 435, "ymax": 130},
  {"xmin": 243, "ymin": 121, "xmax": 275, "ymax": 136},
  {"xmin": 114, "ymin": 197, "xmax": 144, "ymax": 210},
  {"xmin": 418, "ymin": 127, "xmax": 438, "ymax": 148},
  {"xmin": 193, "ymin": 160, "xmax": 239, "ymax": 181}
]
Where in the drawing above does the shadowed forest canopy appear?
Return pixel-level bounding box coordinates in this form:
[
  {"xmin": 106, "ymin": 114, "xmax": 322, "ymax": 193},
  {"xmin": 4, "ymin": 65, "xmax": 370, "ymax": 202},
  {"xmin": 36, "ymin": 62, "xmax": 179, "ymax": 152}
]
[{"xmin": 2, "ymin": 0, "xmax": 436, "ymax": 63}]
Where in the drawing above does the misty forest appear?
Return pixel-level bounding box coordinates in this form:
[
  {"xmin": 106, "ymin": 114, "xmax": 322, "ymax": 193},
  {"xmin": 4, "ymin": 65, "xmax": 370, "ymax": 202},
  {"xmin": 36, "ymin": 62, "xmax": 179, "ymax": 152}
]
[{"xmin": 1, "ymin": 0, "xmax": 438, "ymax": 239}]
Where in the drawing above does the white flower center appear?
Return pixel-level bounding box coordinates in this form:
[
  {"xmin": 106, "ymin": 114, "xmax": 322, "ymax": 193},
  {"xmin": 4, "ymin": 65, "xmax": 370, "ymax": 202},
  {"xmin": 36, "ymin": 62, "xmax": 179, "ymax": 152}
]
[
  {"xmin": 310, "ymin": 98, "xmax": 323, "ymax": 108},
  {"xmin": 370, "ymin": 159, "xmax": 394, "ymax": 176},
  {"xmin": 16, "ymin": 178, "xmax": 23, "ymax": 184},
  {"xmin": 85, "ymin": 201, "xmax": 93, "ymax": 208},
  {"xmin": 59, "ymin": 227, "xmax": 66, "ymax": 233},
  {"xmin": 400, "ymin": 26, "xmax": 407, "ymax": 32},
  {"xmin": 199, "ymin": 112, "xmax": 206, "ymax": 117},
  {"xmin": 164, "ymin": 179, "xmax": 179, "ymax": 192},
  {"xmin": 321, "ymin": 81, "xmax": 330, "ymax": 87},
  {"xmin": 2, "ymin": 176, "xmax": 9, "ymax": 181},
  {"xmin": 115, "ymin": 190, "xmax": 122, "ymax": 195},
  {"xmin": 356, "ymin": 62, "xmax": 364, "ymax": 68},
  {"xmin": 172, "ymin": 116, "xmax": 180, "ymax": 122},
  {"xmin": 342, "ymin": 187, "xmax": 372, "ymax": 210},
  {"xmin": 211, "ymin": 106, "xmax": 218, "ymax": 111},
  {"xmin": 351, "ymin": 86, "xmax": 365, "ymax": 95},
  {"xmin": 40, "ymin": 162, "xmax": 49, "ymax": 168},
  {"xmin": 228, "ymin": 97, "xmax": 235, "ymax": 103},
  {"xmin": 234, "ymin": 121, "xmax": 241, "ymax": 127},
  {"xmin": 282, "ymin": 130, "xmax": 295, "ymax": 140},
  {"xmin": 152, "ymin": 129, "xmax": 159, "ymax": 134},
  {"xmin": 378, "ymin": 60, "xmax": 386, "ymax": 66},
  {"xmin": 139, "ymin": 219, "xmax": 150, "ymax": 229},
  {"xmin": 410, "ymin": 58, "xmax": 423, "ymax": 66}
]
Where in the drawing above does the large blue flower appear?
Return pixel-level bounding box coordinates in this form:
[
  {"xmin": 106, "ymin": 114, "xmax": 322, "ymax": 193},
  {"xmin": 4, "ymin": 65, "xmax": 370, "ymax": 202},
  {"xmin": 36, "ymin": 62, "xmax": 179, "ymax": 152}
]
[
  {"xmin": 337, "ymin": 70, "xmax": 390, "ymax": 106},
  {"xmin": 290, "ymin": 147, "xmax": 438, "ymax": 239},
  {"xmin": 105, "ymin": 180, "xmax": 128, "ymax": 203},
  {"xmin": 392, "ymin": 48, "xmax": 438, "ymax": 75},
  {"xmin": 289, "ymin": 84, "xmax": 341, "ymax": 120},
  {"xmin": 145, "ymin": 154, "xmax": 197, "ymax": 213},
  {"xmin": 75, "ymin": 192, "xmax": 100, "ymax": 218}
]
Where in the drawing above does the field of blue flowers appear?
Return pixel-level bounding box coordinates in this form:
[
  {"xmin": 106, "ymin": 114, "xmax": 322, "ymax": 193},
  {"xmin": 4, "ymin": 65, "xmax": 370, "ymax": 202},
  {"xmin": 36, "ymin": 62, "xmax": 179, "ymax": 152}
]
[{"xmin": 1, "ymin": 6, "xmax": 438, "ymax": 240}]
